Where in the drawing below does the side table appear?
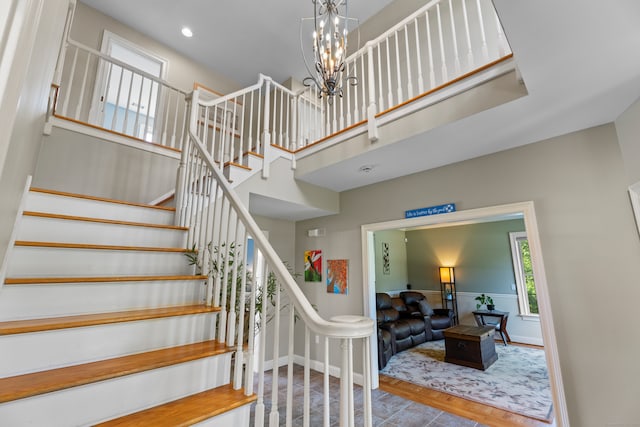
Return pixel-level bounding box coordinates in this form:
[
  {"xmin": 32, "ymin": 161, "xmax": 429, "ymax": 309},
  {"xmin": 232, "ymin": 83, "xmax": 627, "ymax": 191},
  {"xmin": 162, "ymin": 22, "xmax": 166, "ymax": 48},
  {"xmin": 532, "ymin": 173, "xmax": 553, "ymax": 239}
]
[{"xmin": 472, "ymin": 310, "xmax": 510, "ymax": 345}]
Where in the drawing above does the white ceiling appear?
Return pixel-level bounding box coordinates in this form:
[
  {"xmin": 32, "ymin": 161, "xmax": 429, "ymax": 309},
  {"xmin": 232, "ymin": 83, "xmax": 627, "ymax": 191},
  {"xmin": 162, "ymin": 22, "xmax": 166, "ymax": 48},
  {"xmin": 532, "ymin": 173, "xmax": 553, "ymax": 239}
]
[
  {"xmin": 79, "ymin": 0, "xmax": 394, "ymax": 87},
  {"xmin": 79, "ymin": 0, "xmax": 640, "ymax": 217}
]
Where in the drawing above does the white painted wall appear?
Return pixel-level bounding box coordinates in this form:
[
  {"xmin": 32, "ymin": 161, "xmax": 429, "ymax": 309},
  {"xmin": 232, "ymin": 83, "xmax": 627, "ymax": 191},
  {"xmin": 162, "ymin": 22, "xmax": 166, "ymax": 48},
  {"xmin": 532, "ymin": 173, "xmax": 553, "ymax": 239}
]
[
  {"xmin": 70, "ymin": 2, "xmax": 240, "ymax": 95},
  {"xmin": 295, "ymin": 123, "xmax": 640, "ymax": 426},
  {"xmin": 0, "ymin": 0, "xmax": 70, "ymax": 281}
]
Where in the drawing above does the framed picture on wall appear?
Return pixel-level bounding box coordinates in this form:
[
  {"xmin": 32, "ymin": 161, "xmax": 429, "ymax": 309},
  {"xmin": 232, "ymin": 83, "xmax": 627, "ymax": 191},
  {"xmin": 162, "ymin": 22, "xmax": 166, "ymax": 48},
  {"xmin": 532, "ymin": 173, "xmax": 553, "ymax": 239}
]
[
  {"xmin": 327, "ymin": 259, "xmax": 348, "ymax": 295},
  {"xmin": 304, "ymin": 250, "xmax": 322, "ymax": 282},
  {"xmin": 629, "ymin": 181, "xmax": 640, "ymax": 238},
  {"xmin": 382, "ymin": 242, "xmax": 390, "ymax": 275}
]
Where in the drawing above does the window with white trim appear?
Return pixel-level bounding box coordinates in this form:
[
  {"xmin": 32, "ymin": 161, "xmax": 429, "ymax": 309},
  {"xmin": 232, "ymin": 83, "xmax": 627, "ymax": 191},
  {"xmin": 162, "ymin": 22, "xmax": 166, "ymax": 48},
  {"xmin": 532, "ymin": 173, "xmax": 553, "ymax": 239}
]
[{"xmin": 509, "ymin": 231, "xmax": 539, "ymax": 317}]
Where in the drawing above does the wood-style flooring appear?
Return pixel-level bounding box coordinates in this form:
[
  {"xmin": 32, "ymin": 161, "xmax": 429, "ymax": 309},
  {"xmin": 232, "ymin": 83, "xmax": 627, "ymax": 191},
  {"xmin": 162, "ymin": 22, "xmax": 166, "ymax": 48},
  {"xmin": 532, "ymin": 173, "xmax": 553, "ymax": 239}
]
[{"xmin": 379, "ymin": 342, "xmax": 555, "ymax": 427}]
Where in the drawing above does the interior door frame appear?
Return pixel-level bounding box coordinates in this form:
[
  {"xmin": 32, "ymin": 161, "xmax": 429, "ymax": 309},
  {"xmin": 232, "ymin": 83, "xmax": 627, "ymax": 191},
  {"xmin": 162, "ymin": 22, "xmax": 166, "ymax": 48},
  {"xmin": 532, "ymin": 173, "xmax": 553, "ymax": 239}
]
[
  {"xmin": 89, "ymin": 30, "xmax": 168, "ymax": 138},
  {"xmin": 361, "ymin": 200, "xmax": 569, "ymax": 426}
]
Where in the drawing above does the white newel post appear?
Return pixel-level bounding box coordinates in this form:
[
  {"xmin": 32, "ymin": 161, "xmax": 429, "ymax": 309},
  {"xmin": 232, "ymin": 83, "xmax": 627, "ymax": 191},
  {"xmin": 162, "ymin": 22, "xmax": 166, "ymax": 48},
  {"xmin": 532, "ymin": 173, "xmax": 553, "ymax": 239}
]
[
  {"xmin": 262, "ymin": 79, "xmax": 272, "ymax": 179},
  {"xmin": 366, "ymin": 43, "xmax": 379, "ymax": 142},
  {"xmin": 175, "ymin": 90, "xmax": 197, "ymax": 227}
]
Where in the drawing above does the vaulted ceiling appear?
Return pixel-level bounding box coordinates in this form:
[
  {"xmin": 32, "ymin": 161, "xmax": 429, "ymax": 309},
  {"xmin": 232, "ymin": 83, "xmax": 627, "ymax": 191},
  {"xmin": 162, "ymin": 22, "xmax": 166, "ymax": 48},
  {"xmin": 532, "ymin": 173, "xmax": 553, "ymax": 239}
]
[{"xmin": 80, "ymin": 0, "xmax": 640, "ymax": 198}]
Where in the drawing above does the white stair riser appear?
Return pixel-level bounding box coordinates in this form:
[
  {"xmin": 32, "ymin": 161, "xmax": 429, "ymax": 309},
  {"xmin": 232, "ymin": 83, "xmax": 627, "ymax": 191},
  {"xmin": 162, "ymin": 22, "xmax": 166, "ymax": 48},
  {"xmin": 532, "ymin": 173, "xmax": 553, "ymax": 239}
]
[
  {"xmin": 0, "ymin": 353, "xmax": 232, "ymax": 427},
  {"xmin": 26, "ymin": 192, "xmax": 174, "ymax": 225},
  {"xmin": 0, "ymin": 313, "xmax": 218, "ymax": 377},
  {"xmin": 0, "ymin": 280, "xmax": 206, "ymax": 321},
  {"xmin": 7, "ymin": 246, "xmax": 194, "ymax": 277},
  {"xmin": 194, "ymin": 405, "xmax": 251, "ymax": 427},
  {"xmin": 17, "ymin": 215, "xmax": 187, "ymax": 247}
]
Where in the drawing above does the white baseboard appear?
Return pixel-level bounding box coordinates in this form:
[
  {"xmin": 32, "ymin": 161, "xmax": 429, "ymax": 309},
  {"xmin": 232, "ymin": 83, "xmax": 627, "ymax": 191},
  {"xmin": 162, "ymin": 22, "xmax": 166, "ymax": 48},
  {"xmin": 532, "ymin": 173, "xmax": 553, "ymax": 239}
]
[
  {"xmin": 259, "ymin": 354, "xmax": 365, "ymax": 387},
  {"xmin": 0, "ymin": 175, "xmax": 32, "ymax": 288}
]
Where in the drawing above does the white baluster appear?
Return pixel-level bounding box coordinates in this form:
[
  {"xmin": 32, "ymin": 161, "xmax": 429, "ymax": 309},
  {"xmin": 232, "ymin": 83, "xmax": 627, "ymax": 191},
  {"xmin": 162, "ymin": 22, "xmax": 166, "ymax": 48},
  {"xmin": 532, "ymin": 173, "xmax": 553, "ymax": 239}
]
[
  {"xmin": 161, "ymin": 86, "xmax": 171, "ymax": 146},
  {"xmin": 448, "ymin": 0, "xmax": 462, "ymax": 75},
  {"xmin": 61, "ymin": 46, "xmax": 78, "ymax": 117},
  {"xmin": 475, "ymin": 0, "xmax": 489, "ymax": 61},
  {"xmin": 133, "ymin": 76, "xmax": 144, "ymax": 135},
  {"xmin": 262, "ymin": 81, "xmax": 271, "ymax": 178},
  {"xmin": 226, "ymin": 220, "xmax": 241, "ymax": 347},
  {"xmin": 404, "ymin": 25, "xmax": 414, "ymax": 99},
  {"xmin": 304, "ymin": 327, "xmax": 310, "ymax": 427},
  {"xmin": 170, "ymin": 92, "xmax": 180, "ymax": 148},
  {"xmin": 244, "ymin": 234, "xmax": 259, "ymax": 395},
  {"xmin": 142, "ymin": 81, "xmax": 154, "ymax": 141},
  {"xmin": 233, "ymin": 225, "xmax": 248, "ymax": 390},
  {"xmin": 385, "ymin": 38, "xmax": 393, "ymax": 108},
  {"xmin": 360, "ymin": 54, "xmax": 366, "ymax": 123},
  {"xmin": 394, "ymin": 31, "xmax": 403, "ymax": 103},
  {"xmin": 376, "ymin": 44, "xmax": 384, "ymax": 110},
  {"xmin": 425, "ymin": 10, "xmax": 436, "ymax": 89},
  {"xmin": 414, "ymin": 18, "xmax": 424, "ymax": 94},
  {"xmin": 268, "ymin": 275, "xmax": 282, "ymax": 427},
  {"xmin": 285, "ymin": 307, "xmax": 295, "ymax": 426},
  {"xmin": 366, "ymin": 43, "xmax": 378, "ymax": 142},
  {"xmin": 346, "ymin": 61, "xmax": 352, "ymax": 126},
  {"xmin": 362, "ymin": 336, "xmax": 372, "ymax": 427},
  {"xmin": 110, "ymin": 66, "xmax": 125, "ymax": 131},
  {"xmin": 461, "ymin": 0, "xmax": 475, "ymax": 70},
  {"xmin": 75, "ymin": 51, "xmax": 91, "ymax": 120},
  {"xmin": 436, "ymin": 4, "xmax": 449, "ymax": 83},
  {"xmin": 494, "ymin": 2, "xmax": 509, "ymax": 57},
  {"xmin": 254, "ymin": 260, "xmax": 269, "ymax": 427},
  {"xmin": 323, "ymin": 336, "xmax": 330, "ymax": 427}
]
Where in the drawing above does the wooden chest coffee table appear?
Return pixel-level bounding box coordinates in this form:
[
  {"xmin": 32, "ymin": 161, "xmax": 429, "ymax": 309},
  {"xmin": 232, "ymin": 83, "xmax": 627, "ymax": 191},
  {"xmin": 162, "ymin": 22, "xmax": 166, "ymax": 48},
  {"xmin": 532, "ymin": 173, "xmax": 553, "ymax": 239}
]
[{"xmin": 444, "ymin": 325, "xmax": 497, "ymax": 370}]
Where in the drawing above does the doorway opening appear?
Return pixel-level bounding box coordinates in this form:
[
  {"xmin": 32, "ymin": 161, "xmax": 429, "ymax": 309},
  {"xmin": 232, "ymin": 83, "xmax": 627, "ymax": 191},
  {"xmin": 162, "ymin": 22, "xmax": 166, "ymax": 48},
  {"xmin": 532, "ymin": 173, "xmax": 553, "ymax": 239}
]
[{"xmin": 361, "ymin": 201, "xmax": 568, "ymax": 425}]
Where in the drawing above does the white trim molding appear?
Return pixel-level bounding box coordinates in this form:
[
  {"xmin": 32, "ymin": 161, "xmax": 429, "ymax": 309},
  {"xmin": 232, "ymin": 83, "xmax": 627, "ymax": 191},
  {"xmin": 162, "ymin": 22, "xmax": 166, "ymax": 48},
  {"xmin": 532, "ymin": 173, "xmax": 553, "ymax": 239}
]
[
  {"xmin": 361, "ymin": 201, "xmax": 569, "ymax": 426},
  {"xmin": 629, "ymin": 181, "xmax": 640, "ymax": 238}
]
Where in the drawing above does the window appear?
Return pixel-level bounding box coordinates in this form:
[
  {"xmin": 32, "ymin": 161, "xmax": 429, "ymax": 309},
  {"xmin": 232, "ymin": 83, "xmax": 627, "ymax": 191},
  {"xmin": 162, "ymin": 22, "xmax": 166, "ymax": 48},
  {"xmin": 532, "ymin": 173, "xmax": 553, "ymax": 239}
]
[
  {"xmin": 509, "ymin": 231, "xmax": 539, "ymax": 317},
  {"xmin": 92, "ymin": 31, "xmax": 167, "ymax": 141}
]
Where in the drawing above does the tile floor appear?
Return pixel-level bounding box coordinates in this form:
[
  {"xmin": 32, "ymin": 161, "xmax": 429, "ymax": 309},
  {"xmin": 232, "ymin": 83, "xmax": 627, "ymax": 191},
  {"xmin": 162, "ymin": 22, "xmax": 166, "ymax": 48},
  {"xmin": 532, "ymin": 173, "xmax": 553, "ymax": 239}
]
[{"xmin": 250, "ymin": 365, "xmax": 489, "ymax": 426}]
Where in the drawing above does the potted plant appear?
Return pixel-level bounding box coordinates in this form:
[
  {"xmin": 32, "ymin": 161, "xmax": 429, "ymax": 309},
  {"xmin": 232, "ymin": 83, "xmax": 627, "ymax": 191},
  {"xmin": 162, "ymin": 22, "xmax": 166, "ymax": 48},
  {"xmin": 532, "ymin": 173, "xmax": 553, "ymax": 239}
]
[{"xmin": 475, "ymin": 293, "xmax": 495, "ymax": 311}]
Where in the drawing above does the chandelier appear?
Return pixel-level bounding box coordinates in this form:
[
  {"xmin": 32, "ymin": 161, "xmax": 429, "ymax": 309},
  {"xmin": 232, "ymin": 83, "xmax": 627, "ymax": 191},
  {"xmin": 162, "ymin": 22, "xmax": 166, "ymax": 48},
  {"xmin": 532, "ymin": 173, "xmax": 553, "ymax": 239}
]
[{"xmin": 301, "ymin": 0, "xmax": 358, "ymax": 99}]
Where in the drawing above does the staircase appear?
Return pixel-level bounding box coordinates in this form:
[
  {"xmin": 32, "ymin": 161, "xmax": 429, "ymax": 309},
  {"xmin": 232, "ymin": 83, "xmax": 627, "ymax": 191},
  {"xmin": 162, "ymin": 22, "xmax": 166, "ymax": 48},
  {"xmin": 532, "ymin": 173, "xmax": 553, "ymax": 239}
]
[{"xmin": 0, "ymin": 187, "xmax": 256, "ymax": 426}]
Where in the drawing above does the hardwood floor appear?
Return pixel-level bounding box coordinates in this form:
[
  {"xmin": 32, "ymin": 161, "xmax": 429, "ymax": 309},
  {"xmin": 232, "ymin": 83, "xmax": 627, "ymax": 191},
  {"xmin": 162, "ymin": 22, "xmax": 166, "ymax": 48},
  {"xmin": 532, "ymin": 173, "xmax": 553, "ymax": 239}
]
[{"xmin": 378, "ymin": 342, "xmax": 555, "ymax": 427}]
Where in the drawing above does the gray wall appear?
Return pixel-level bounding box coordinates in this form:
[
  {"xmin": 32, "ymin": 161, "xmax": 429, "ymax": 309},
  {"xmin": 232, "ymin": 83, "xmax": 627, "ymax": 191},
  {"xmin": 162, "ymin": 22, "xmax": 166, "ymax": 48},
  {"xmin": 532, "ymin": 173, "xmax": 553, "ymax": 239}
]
[
  {"xmin": 373, "ymin": 229, "xmax": 408, "ymax": 292},
  {"xmin": 405, "ymin": 219, "xmax": 525, "ymax": 294},
  {"xmin": 295, "ymin": 123, "xmax": 640, "ymax": 426},
  {"xmin": 33, "ymin": 127, "xmax": 178, "ymax": 203}
]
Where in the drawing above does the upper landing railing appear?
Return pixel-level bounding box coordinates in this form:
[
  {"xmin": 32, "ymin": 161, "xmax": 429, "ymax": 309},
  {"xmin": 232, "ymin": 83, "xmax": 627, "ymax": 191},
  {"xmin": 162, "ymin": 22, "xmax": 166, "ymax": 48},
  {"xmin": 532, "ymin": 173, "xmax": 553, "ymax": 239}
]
[{"xmin": 48, "ymin": 0, "xmax": 511, "ymax": 162}]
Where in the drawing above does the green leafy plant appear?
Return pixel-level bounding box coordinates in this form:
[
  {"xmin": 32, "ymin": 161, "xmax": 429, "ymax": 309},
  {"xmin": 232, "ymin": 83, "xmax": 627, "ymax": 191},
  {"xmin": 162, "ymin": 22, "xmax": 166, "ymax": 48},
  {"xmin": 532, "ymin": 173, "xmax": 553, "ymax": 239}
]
[
  {"xmin": 185, "ymin": 241, "xmax": 301, "ymax": 337},
  {"xmin": 475, "ymin": 293, "xmax": 494, "ymax": 310}
]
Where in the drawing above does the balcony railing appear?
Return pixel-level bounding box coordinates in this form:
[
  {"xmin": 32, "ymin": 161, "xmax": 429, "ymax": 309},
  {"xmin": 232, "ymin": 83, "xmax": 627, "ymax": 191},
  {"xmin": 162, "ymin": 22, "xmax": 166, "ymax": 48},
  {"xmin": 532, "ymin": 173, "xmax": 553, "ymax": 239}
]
[{"xmin": 50, "ymin": 39, "xmax": 189, "ymax": 153}]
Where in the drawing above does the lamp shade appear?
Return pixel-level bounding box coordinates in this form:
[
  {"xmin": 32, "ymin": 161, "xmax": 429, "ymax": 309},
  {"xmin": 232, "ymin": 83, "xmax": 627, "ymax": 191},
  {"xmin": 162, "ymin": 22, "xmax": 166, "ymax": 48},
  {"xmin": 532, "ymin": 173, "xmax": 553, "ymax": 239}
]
[{"xmin": 439, "ymin": 266, "xmax": 455, "ymax": 283}]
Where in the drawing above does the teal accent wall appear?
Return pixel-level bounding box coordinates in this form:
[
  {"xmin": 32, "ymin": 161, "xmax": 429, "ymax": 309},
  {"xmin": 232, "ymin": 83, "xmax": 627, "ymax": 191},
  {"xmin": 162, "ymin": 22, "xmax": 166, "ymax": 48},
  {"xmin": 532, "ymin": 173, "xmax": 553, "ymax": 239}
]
[{"xmin": 405, "ymin": 219, "xmax": 525, "ymax": 294}]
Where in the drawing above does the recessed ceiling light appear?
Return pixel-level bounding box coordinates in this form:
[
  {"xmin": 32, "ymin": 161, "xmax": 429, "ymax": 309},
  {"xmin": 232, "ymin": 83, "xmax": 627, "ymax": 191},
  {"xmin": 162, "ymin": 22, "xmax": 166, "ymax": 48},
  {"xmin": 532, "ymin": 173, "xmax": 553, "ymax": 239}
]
[{"xmin": 181, "ymin": 27, "xmax": 193, "ymax": 38}]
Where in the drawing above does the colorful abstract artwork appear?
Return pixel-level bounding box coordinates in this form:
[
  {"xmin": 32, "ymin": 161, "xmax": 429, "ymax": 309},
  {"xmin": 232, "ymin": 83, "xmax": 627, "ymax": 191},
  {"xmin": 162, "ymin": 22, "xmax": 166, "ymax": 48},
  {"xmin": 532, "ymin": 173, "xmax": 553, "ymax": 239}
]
[
  {"xmin": 327, "ymin": 259, "xmax": 348, "ymax": 295},
  {"xmin": 304, "ymin": 250, "xmax": 322, "ymax": 282}
]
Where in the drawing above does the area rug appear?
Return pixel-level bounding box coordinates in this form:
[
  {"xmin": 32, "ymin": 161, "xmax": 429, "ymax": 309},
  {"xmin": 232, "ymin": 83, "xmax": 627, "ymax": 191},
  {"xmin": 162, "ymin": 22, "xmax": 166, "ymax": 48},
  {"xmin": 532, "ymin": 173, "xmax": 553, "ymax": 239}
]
[{"xmin": 380, "ymin": 340, "xmax": 553, "ymax": 422}]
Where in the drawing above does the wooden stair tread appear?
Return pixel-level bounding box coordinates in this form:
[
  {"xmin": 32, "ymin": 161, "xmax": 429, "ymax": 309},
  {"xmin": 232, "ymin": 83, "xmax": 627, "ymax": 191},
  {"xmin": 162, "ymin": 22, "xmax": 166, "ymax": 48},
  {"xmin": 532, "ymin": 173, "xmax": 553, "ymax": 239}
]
[
  {"xmin": 4, "ymin": 274, "xmax": 208, "ymax": 285},
  {"xmin": 23, "ymin": 211, "xmax": 188, "ymax": 231},
  {"xmin": 29, "ymin": 187, "xmax": 176, "ymax": 212},
  {"xmin": 14, "ymin": 240, "xmax": 192, "ymax": 253},
  {"xmin": 0, "ymin": 305, "xmax": 219, "ymax": 335},
  {"xmin": 0, "ymin": 340, "xmax": 231, "ymax": 404},
  {"xmin": 95, "ymin": 384, "xmax": 256, "ymax": 427}
]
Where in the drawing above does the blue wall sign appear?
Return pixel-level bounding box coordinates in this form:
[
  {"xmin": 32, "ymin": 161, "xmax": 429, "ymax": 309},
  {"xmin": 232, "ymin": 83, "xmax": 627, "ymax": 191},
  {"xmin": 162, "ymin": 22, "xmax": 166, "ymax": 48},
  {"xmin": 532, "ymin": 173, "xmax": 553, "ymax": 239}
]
[{"xmin": 405, "ymin": 203, "xmax": 456, "ymax": 218}]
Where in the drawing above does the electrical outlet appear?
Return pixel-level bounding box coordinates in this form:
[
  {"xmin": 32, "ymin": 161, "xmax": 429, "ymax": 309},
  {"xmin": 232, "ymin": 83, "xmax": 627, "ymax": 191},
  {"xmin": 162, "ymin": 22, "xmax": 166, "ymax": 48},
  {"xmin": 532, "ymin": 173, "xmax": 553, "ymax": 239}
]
[
  {"xmin": 511, "ymin": 283, "xmax": 516, "ymax": 291},
  {"xmin": 315, "ymin": 335, "xmax": 320, "ymax": 344}
]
